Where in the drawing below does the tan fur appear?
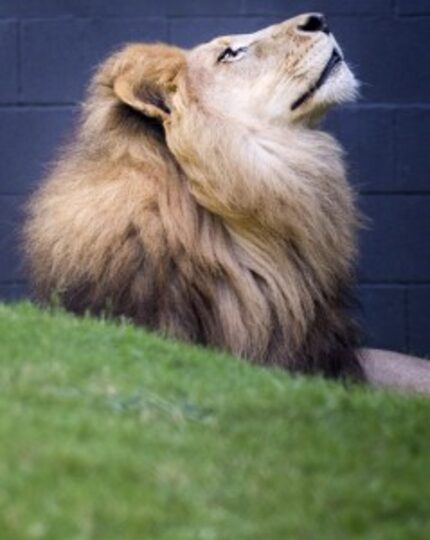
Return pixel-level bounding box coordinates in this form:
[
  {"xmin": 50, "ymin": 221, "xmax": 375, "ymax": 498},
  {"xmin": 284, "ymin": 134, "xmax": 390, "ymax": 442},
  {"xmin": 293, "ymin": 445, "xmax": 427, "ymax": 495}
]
[{"xmin": 24, "ymin": 17, "xmax": 365, "ymax": 378}]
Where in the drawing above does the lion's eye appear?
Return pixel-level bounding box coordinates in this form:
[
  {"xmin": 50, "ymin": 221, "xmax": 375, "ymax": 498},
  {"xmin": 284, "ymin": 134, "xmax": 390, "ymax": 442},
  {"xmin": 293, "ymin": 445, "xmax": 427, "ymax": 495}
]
[{"xmin": 217, "ymin": 46, "xmax": 247, "ymax": 63}]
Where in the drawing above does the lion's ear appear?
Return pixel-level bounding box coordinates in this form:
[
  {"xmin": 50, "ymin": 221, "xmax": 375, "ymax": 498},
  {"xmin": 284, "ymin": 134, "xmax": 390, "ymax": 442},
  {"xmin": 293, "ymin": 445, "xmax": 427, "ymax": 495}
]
[{"xmin": 113, "ymin": 75, "xmax": 170, "ymax": 123}]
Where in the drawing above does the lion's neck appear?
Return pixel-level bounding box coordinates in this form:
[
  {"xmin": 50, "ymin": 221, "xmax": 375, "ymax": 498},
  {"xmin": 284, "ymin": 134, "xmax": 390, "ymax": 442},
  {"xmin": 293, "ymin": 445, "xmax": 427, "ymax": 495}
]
[
  {"xmin": 163, "ymin": 108, "xmax": 360, "ymax": 355},
  {"xmin": 168, "ymin": 108, "xmax": 357, "ymax": 275}
]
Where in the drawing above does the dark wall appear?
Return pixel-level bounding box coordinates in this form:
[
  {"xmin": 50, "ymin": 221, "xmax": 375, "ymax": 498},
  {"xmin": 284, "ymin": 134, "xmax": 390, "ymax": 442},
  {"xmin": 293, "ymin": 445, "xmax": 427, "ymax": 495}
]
[{"xmin": 0, "ymin": 1, "xmax": 429, "ymax": 356}]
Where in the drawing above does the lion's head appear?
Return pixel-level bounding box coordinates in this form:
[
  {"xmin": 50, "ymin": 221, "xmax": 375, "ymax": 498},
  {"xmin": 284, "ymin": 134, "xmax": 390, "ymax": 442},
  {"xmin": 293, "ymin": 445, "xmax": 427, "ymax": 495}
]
[
  {"xmin": 93, "ymin": 13, "xmax": 358, "ymax": 129},
  {"xmin": 24, "ymin": 14, "xmax": 363, "ymax": 380},
  {"xmin": 182, "ymin": 13, "xmax": 358, "ymax": 124}
]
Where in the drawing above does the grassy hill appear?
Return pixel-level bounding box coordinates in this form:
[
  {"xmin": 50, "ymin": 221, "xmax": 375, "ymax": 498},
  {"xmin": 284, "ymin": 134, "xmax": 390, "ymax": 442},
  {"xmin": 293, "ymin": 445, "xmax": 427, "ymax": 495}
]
[{"xmin": 0, "ymin": 302, "xmax": 429, "ymax": 539}]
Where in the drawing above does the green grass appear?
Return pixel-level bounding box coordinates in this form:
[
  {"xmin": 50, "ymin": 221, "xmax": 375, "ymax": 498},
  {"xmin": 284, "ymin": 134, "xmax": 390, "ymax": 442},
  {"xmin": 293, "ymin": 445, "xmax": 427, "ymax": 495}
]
[{"xmin": 0, "ymin": 302, "xmax": 429, "ymax": 539}]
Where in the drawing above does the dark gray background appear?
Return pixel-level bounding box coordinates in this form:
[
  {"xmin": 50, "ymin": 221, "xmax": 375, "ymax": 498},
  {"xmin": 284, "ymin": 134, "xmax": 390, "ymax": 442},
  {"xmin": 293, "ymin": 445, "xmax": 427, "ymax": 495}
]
[{"xmin": 0, "ymin": 1, "xmax": 429, "ymax": 356}]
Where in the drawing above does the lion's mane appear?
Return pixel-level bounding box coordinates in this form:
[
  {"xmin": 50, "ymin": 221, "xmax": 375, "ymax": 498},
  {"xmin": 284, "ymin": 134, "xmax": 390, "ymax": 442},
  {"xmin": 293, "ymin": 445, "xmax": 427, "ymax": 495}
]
[{"xmin": 24, "ymin": 44, "xmax": 364, "ymax": 380}]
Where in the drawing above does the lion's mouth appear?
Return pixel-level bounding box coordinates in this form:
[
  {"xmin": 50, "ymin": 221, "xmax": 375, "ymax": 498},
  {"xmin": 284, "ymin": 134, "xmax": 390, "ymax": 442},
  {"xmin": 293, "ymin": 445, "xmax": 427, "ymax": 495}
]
[{"xmin": 291, "ymin": 49, "xmax": 343, "ymax": 111}]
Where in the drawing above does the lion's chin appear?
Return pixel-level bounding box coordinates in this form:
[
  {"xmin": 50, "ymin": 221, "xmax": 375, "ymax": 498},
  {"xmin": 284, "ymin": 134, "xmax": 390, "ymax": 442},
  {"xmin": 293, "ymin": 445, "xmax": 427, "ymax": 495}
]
[
  {"xmin": 292, "ymin": 63, "xmax": 359, "ymax": 122},
  {"xmin": 292, "ymin": 64, "xmax": 360, "ymax": 127},
  {"xmin": 314, "ymin": 63, "xmax": 360, "ymax": 107}
]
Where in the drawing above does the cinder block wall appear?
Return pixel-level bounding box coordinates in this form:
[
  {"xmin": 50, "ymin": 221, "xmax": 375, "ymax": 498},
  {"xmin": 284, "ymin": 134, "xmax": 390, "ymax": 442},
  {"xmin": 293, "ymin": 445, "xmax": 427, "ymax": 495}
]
[{"xmin": 0, "ymin": 1, "xmax": 429, "ymax": 356}]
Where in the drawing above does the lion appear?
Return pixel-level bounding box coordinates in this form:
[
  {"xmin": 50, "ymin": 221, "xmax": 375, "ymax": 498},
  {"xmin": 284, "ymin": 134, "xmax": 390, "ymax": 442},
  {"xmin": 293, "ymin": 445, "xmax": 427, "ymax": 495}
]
[{"xmin": 23, "ymin": 14, "xmax": 430, "ymax": 392}]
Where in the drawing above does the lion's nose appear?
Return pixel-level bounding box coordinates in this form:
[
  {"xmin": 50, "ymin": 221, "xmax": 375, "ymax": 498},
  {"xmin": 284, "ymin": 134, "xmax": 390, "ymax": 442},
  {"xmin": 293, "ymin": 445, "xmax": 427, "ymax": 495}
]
[{"xmin": 298, "ymin": 14, "xmax": 330, "ymax": 35}]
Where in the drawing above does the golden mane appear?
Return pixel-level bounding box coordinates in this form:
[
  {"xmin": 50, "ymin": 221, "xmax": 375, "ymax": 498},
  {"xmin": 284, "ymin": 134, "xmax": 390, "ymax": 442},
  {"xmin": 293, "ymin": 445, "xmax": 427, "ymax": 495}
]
[{"xmin": 24, "ymin": 38, "xmax": 364, "ymax": 380}]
